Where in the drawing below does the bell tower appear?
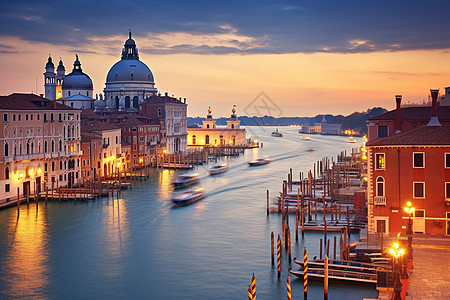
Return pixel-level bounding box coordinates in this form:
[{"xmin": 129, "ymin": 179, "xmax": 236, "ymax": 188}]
[
  {"xmin": 227, "ymin": 105, "xmax": 240, "ymax": 129},
  {"xmin": 202, "ymin": 107, "xmax": 216, "ymax": 129},
  {"xmin": 55, "ymin": 58, "xmax": 65, "ymax": 99},
  {"xmin": 44, "ymin": 55, "xmax": 56, "ymax": 100}
]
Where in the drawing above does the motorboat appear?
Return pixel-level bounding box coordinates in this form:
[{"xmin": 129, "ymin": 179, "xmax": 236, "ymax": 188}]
[
  {"xmin": 271, "ymin": 129, "xmax": 283, "ymax": 137},
  {"xmin": 248, "ymin": 158, "xmax": 271, "ymax": 166},
  {"xmin": 172, "ymin": 173, "xmax": 200, "ymax": 188},
  {"xmin": 209, "ymin": 163, "xmax": 229, "ymax": 175},
  {"xmin": 306, "ymin": 149, "xmax": 315, "ymax": 152},
  {"xmin": 349, "ymin": 136, "xmax": 356, "ymax": 143},
  {"xmin": 171, "ymin": 188, "xmax": 204, "ymax": 205},
  {"xmin": 301, "ymin": 136, "xmax": 311, "ymax": 140}
]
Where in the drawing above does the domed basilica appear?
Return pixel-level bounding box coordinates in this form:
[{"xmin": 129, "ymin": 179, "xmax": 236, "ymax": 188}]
[{"xmin": 103, "ymin": 31, "xmax": 157, "ymax": 111}]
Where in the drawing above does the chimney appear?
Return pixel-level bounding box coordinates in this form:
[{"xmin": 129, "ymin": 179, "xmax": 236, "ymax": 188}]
[
  {"xmin": 395, "ymin": 95, "xmax": 402, "ymax": 133},
  {"xmin": 427, "ymin": 89, "xmax": 441, "ymax": 126},
  {"xmin": 53, "ymin": 99, "xmax": 57, "ymax": 109}
]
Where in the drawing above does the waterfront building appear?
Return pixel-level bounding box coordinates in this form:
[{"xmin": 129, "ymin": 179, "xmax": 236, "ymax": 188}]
[
  {"xmin": 319, "ymin": 116, "xmax": 343, "ymax": 135},
  {"xmin": 103, "ymin": 31, "xmax": 157, "ymax": 111},
  {"xmin": 113, "ymin": 114, "xmax": 160, "ymax": 167},
  {"xmin": 81, "ymin": 121, "xmax": 121, "ymax": 178},
  {"xmin": 81, "ymin": 131, "xmax": 102, "ymax": 180},
  {"xmin": 187, "ymin": 106, "xmax": 246, "ymax": 148},
  {"xmin": 367, "ymin": 91, "xmax": 450, "ymax": 142},
  {"xmin": 0, "ymin": 93, "xmax": 82, "ymax": 201},
  {"xmin": 140, "ymin": 93, "xmax": 187, "ymax": 154},
  {"xmin": 366, "ymin": 90, "xmax": 450, "ymax": 236}
]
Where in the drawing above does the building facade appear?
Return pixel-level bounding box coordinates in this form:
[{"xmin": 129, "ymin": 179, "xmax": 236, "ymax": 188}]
[
  {"xmin": 187, "ymin": 106, "xmax": 246, "ymax": 148},
  {"xmin": 0, "ymin": 94, "xmax": 82, "ymax": 201}
]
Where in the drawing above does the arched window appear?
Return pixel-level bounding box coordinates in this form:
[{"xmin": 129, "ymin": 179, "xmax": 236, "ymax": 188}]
[
  {"xmin": 205, "ymin": 135, "xmax": 210, "ymax": 145},
  {"xmin": 4, "ymin": 143, "xmax": 8, "ymax": 157},
  {"xmin": 232, "ymin": 135, "xmax": 236, "ymax": 146},
  {"xmin": 60, "ymin": 161, "xmax": 63, "ymax": 170},
  {"xmin": 231, "ymin": 124, "xmax": 235, "ymax": 129},
  {"xmin": 26, "ymin": 142, "xmax": 30, "ymax": 155},
  {"xmin": 133, "ymin": 96, "xmax": 139, "ymax": 109},
  {"xmin": 59, "ymin": 140, "xmax": 62, "ymax": 151},
  {"xmin": 206, "ymin": 124, "xmax": 210, "ymax": 129},
  {"xmin": 52, "ymin": 161, "xmax": 55, "ymax": 171},
  {"xmin": 5, "ymin": 167, "xmax": 9, "ymax": 180},
  {"xmin": 192, "ymin": 135, "xmax": 196, "ymax": 145},
  {"xmin": 131, "ymin": 73, "xmax": 134, "ymax": 80},
  {"xmin": 125, "ymin": 96, "xmax": 131, "ymax": 108},
  {"xmin": 115, "ymin": 96, "xmax": 120, "ymax": 109},
  {"xmin": 157, "ymin": 108, "xmax": 162, "ymax": 117},
  {"xmin": 45, "ymin": 163, "xmax": 48, "ymax": 172},
  {"xmin": 31, "ymin": 142, "xmax": 33, "ymax": 154},
  {"xmin": 376, "ymin": 176, "xmax": 385, "ymax": 197},
  {"xmin": 44, "ymin": 141, "xmax": 48, "ymax": 152},
  {"xmin": 51, "ymin": 140, "xmax": 55, "ymax": 152},
  {"xmin": 220, "ymin": 135, "xmax": 224, "ymax": 145}
]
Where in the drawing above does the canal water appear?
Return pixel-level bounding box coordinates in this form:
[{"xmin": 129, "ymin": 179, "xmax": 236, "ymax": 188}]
[{"xmin": 0, "ymin": 126, "xmax": 377, "ymax": 299}]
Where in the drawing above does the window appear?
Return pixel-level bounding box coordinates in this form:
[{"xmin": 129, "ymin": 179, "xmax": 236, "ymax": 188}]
[
  {"xmin": 376, "ymin": 176, "xmax": 384, "ymax": 197},
  {"xmin": 13, "ymin": 115, "xmax": 16, "ymax": 121},
  {"xmin": 30, "ymin": 114, "xmax": 33, "ymax": 121},
  {"xmin": 37, "ymin": 114, "xmax": 40, "ymax": 121},
  {"xmin": 52, "ymin": 162, "xmax": 55, "ymax": 171},
  {"xmin": 5, "ymin": 184, "xmax": 10, "ymax": 193},
  {"xmin": 5, "ymin": 167, "xmax": 9, "ymax": 180},
  {"xmin": 446, "ymin": 182, "xmax": 450, "ymax": 199},
  {"xmin": 207, "ymin": 124, "xmax": 210, "ymax": 129},
  {"xmin": 413, "ymin": 152, "xmax": 424, "ymax": 168},
  {"xmin": 44, "ymin": 113, "xmax": 47, "ymax": 122},
  {"xmin": 18, "ymin": 115, "xmax": 21, "ymax": 121},
  {"xmin": 377, "ymin": 125, "xmax": 388, "ymax": 138},
  {"xmin": 205, "ymin": 135, "xmax": 210, "ymax": 144},
  {"xmin": 26, "ymin": 114, "xmax": 28, "ymax": 121},
  {"xmin": 51, "ymin": 113, "xmax": 54, "ymax": 121},
  {"xmin": 157, "ymin": 108, "xmax": 162, "ymax": 117},
  {"xmin": 413, "ymin": 182, "xmax": 425, "ymax": 198},
  {"xmin": 446, "ymin": 153, "xmax": 450, "ymax": 168},
  {"xmin": 4, "ymin": 143, "xmax": 8, "ymax": 157},
  {"xmin": 3, "ymin": 114, "xmax": 7, "ymax": 122},
  {"xmin": 192, "ymin": 135, "xmax": 196, "ymax": 145}
]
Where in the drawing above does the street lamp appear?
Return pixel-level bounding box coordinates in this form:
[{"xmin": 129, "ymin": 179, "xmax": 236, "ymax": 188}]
[
  {"xmin": 404, "ymin": 202, "xmax": 415, "ymax": 259},
  {"xmin": 389, "ymin": 242, "xmax": 405, "ymax": 300}
]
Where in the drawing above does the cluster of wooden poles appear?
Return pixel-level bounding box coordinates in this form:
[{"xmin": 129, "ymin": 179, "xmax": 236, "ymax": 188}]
[{"xmin": 248, "ymin": 250, "xmax": 333, "ymax": 299}]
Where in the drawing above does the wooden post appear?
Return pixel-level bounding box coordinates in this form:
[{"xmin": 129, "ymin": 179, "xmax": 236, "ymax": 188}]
[
  {"xmin": 320, "ymin": 238, "xmax": 323, "ymax": 260},
  {"xmin": 287, "ymin": 275, "xmax": 291, "ymax": 300},
  {"xmin": 251, "ymin": 273, "xmax": 256, "ymax": 300},
  {"xmin": 45, "ymin": 184, "xmax": 48, "ymax": 203},
  {"xmin": 339, "ymin": 203, "xmax": 341, "ymax": 220},
  {"xmin": 343, "ymin": 227, "xmax": 348, "ymax": 260},
  {"xmin": 17, "ymin": 187, "xmax": 20, "ymax": 212},
  {"xmin": 323, "ymin": 197, "xmax": 327, "ymax": 252},
  {"xmin": 303, "ymin": 248, "xmax": 308, "ymax": 300},
  {"xmin": 324, "ymin": 256, "xmax": 329, "ymax": 300},
  {"xmin": 282, "ymin": 219, "xmax": 285, "ymax": 249},
  {"xmin": 266, "ymin": 190, "xmax": 269, "ymax": 216},
  {"xmin": 327, "ymin": 239, "xmax": 330, "ymax": 258},
  {"xmin": 295, "ymin": 210, "xmax": 298, "ymax": 241},
  {"xmin": 248, "ymin": 285, "xmax": 252, "ymax": 300},
  {"xmin": 271, "ymin": 232, "xmax": 274, "ymax": 265},
  {"xmin": 287, "ymin": 226, "xmax": 291, "ymax": 262},
  {"xmin": 333, "ymin": 236, "xmax": 337, "ymax": 260},
  {"xmin": 346, "ymin": 207, "xmax": 350, "ymax": 237},
  {"xmin": 277, "ymin": 234, "xmax": 281, "ymax": 277}
]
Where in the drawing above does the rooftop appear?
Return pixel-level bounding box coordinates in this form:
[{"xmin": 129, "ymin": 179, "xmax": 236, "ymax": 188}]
[
  {"xmin": 367, "ymin": 125, "xmax": 450, "ymax": 146},
  {"xmin": 0, "ymin": 93, "xmax": 78, "ymax": 111},
  {"xmin": 368, "ymin": 106, "xmax": 450, "ymax": 121}
]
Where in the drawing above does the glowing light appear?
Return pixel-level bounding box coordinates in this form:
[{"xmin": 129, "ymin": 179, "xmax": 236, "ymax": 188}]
[
  {"xmin": 37, "ymin": 168, "xmax": 41, "ymax": 174},
  {"xmin": 404, "ymin": 201, "xmax": 415, "ymax": 214},
  {"xmin": 117, "ymin": 162, "xmax": 121, "ymax": 167},
  {"xmin": 19, "ymin": 173, "xmax": 24, "ymax": 178},
  {"xmin": 139, "ymin": 158, "xmax": 143, "ymax": 163},
  {"xmin": 163, "ymin": 149, "xmax": 167, "ymax": 154},
  {"xmin": 389, "ymin": 242, "xmax": 405, "ymax": 258},
  {"xmin": 28, "ymin": 169, "xmax": 33, "ymax": 176}
]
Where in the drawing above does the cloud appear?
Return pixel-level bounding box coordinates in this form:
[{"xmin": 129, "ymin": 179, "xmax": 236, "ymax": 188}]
[{"xmin": 1, "ymin": 0, "xmax": 450, "ymax": 55}]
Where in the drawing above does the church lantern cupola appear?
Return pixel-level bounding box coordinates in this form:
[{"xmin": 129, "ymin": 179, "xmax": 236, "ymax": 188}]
[
  {"xmin": 122, "ymin": 31, "xmax": 139, "ymax": 60},
  {"xmin": 227, "ymin": 105, "xmax": 240, "ymax": 129},
  {"xmin": 44, "ymin": 54, "xmax": 56, "ymax": 100},
  {"xmin": 203, "ymin": 106, "xmax": 216, "ymax": 129}
]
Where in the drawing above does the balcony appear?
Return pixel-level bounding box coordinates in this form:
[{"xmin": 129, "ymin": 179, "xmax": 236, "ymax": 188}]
[
  {"xmin": 14, "ymin": 153, "xmax": 45, "ymax": 161},
  {"xmin": 103, "ymin": 144, "xmax": 109, "ymax": 149},
  {"xmin": 374, "ymin": 196, "xmax": 386, "ymax": 206}
]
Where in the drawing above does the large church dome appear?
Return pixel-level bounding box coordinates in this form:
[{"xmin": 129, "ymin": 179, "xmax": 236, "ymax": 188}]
[
  {"xmin": 106, "ymin": 60, "xmax": 154, "ymax": 83},
  {"xmin": 105, "ymin": 31, "xmax": 154, "ymax": 84},
  {"xmin": 62, "ymin": 55, "xmax": 93, "ymax": 90}
]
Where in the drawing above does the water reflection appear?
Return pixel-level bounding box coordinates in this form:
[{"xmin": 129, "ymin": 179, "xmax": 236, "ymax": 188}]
[
  {"xmin": 99, "ymin": 199, "xmax": 129, "ymax": 279},
  {"xmin": 158, "ymin": 169, "xmax": 175, "ymax": 199},
  {"xmin": 2, "ymin": 204, "xmax": 49, "ymax": 299}
]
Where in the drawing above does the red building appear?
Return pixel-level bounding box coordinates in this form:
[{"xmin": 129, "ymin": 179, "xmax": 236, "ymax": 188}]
[{"xmin": 367, "ymin": 91, "xmax": 450, "ymax": 236}]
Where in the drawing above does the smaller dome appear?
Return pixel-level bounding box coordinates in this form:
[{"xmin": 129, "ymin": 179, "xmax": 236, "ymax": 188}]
[
  {"xmin": 62, "ymin": 54, "xmax": 93, "ymax": 90},
  {"xmin": 125, "ymin": 38, "xmax": 136, "ymax": 46}
]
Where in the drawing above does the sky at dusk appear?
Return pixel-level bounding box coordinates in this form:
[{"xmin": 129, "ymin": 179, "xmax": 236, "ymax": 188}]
[{"xmin": 1, "ymin": 0, "xmax": 450, "ymax": 117}]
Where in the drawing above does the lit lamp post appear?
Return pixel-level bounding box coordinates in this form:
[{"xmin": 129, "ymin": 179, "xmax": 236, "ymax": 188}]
[
  {"xmin": 404, "ymin": 202, "xmax": 415, "ymax": 259},
  {"xmin": 139, "ymin": 158, "xmax": 143, "ymax": 179},
  {"xmin": 389, "ymin": 242, "xmax": 405, "ymax": 300}
]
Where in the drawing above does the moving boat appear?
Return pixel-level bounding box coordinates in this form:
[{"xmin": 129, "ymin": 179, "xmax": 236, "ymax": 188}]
[
  {"xmin": 349, "ymin": 136, "xmax": 356, "ymax": 143},
  {"xmin": 171, "ymin": 188, "xmax": 204, "ymax": 205},
  {"xmin": 209, "ymin": 163, "xmax": 228, "ymax": 175},
  {"xmin": 248, "ymin": 158, "xmax": 271, "ymax": 166},
  {"xmin": 288, "ymin": 268, "xmax": 377, "ymax": 285},
  {"xmin": 172, "ymin": 173, "xmax": 200, "ymax": 188},
  {"xmin": 306, "ymin": 149, "xmax": 315, "ymax": 152},
  {"xmin": 271, "ymin": 129, "xmax": 283, "ymax": 137},
  {"xmin": 301, "ymin": 136, "xmax": 311, "ymax": 140}
]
